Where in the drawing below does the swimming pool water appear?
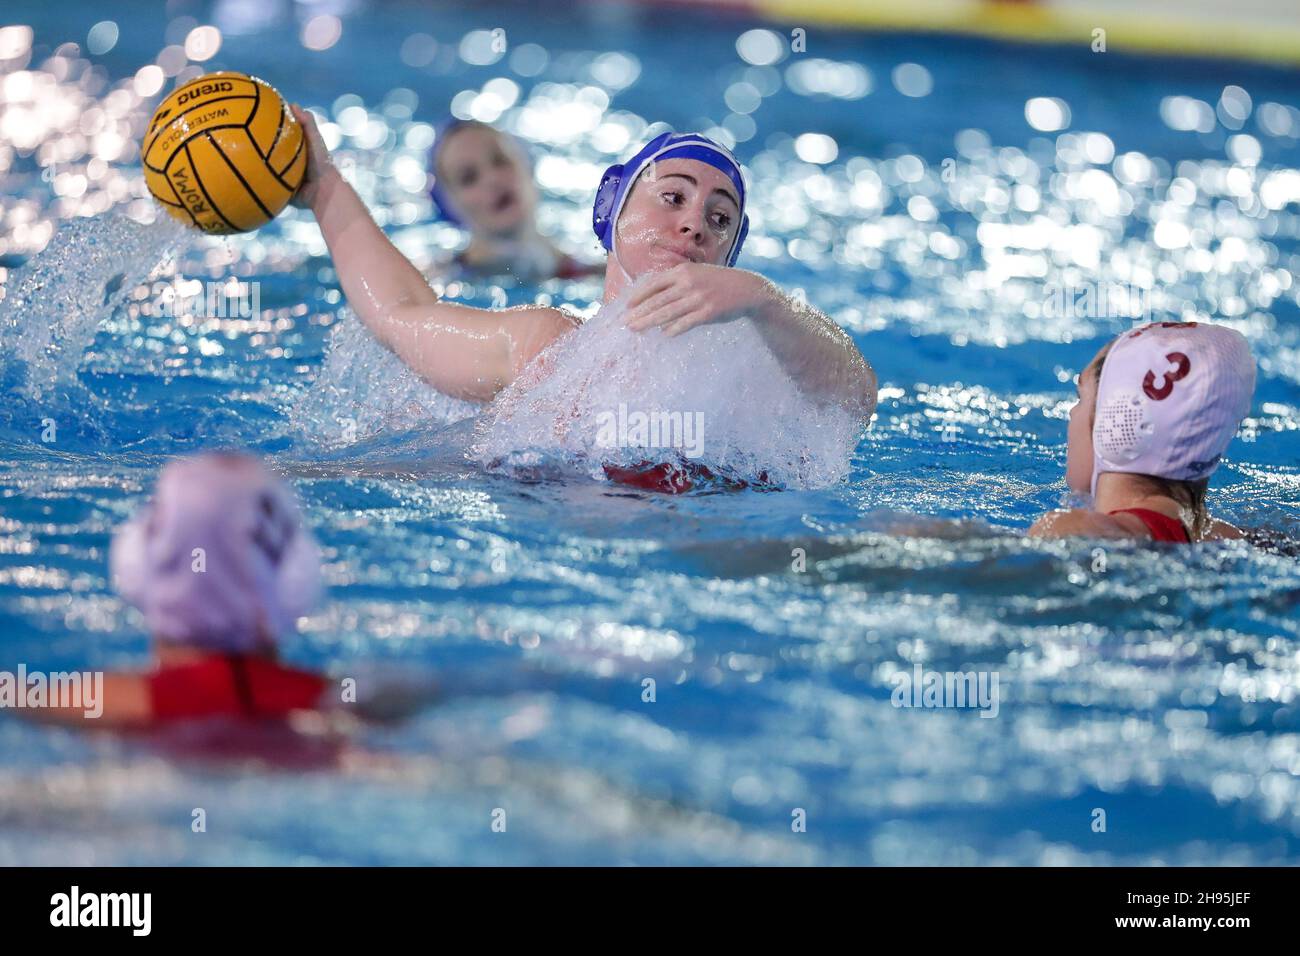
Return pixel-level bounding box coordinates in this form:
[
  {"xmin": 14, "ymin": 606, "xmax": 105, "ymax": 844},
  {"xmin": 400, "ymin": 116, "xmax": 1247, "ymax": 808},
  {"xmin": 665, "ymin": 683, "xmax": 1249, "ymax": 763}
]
[{"xmin": 1, "ymin": 1, "xmax": 1299, "ymax": 865}]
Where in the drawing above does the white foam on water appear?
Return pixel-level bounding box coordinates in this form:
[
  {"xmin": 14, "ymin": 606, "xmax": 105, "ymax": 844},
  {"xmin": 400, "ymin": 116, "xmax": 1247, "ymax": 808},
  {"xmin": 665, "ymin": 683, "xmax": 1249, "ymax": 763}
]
[
  {"xmin": 287, "ymin": 309, "xmax": 481, "ymax": 447},
  {"xmin": 470, "ymin": 293, "xmax": 863, "ymax": 488},
  {"xmin": 0, "ymin": 212, "xmax": 191, "ymax": 403}
]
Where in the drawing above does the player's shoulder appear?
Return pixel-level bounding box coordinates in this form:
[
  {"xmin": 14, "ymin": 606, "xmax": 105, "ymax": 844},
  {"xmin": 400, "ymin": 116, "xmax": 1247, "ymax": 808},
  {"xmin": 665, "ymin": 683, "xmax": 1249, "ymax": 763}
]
[
  {"xmin": 1204, "ymin": 517, "xmax": 1245, "ymax": 540},
  {"xmin": 504, "ymin": 305, "xmax": 581, "ymax": 376},
  {"xmin": 503, "ymin": 303, "xmax": 581, "ymax": 335}
]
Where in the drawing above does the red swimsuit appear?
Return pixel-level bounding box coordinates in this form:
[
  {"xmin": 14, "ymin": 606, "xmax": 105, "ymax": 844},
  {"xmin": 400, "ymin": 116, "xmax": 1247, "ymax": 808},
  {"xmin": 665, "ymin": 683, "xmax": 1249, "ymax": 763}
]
[
  {"xmin": 602, "ymin": 460, "xmax": 771, "ymax": 494},
  {"xmin": 147, "ymin": 654, "xmax": 329, "ymax": 720},
  {"xmin": 1107, "ymin": 508, "xmax": 1191, "ymax": 543}
]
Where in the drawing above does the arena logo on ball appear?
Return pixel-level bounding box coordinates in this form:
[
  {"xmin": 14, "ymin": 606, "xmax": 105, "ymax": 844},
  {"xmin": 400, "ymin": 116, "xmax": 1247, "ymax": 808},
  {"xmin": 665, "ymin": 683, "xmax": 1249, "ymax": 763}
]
[{"xmin": 174, "ymin": 78, "xmax": 234, "ymax": 109}]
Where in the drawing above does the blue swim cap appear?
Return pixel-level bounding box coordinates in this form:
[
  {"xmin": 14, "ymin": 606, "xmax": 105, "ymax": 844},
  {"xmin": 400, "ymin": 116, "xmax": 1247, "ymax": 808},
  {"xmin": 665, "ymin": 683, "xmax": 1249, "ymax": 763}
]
[
  {"xmin": 427, "ymin": 119, "xmax": 533, "ymax": 227},
  {"xmin": 592, "ymin": 131, "xmax": 750, "ymax": 267}
]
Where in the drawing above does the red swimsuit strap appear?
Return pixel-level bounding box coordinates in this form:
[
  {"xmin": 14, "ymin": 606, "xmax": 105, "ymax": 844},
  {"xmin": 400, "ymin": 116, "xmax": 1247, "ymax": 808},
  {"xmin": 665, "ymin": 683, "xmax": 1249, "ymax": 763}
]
[
  {"xmin": 1107, "ymin": 508, "xmax": 1191, "ymax": 543},
  {"xmin": 147, "ymin": 654, "xmax": 328, "ymax": 721},
  {"xmin": 227, "ymin": 654, "xmax": 258, "ymax": 717}
]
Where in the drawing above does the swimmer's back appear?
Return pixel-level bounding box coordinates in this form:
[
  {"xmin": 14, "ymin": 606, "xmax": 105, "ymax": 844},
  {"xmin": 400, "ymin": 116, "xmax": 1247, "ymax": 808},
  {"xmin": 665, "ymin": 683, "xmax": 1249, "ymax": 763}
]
[{"xmin": 1029, "ymin": 508, "xmax": 1246, "ymax": 542}]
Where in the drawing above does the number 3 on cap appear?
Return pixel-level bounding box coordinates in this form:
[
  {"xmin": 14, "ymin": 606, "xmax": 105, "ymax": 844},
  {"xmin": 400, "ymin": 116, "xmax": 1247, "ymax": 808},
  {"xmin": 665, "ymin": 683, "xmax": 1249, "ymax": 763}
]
[{"xmin": 1143, "ymin": 351, "xmax": 1191, "ymax": 400}]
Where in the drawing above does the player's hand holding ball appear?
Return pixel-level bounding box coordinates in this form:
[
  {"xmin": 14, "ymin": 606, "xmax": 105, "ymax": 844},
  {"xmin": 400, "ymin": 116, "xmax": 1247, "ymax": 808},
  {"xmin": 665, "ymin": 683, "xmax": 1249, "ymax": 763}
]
[{"xmin": 287, "ymin": 104, "xmax": 336, "ymax": 211}]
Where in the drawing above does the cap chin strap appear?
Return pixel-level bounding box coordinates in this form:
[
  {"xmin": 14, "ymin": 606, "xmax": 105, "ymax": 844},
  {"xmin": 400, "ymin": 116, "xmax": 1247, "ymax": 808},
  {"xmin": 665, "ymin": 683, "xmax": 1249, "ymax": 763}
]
[{"xmin": 610, "ymin": 237, "xmax": 634, "ymax": 286}]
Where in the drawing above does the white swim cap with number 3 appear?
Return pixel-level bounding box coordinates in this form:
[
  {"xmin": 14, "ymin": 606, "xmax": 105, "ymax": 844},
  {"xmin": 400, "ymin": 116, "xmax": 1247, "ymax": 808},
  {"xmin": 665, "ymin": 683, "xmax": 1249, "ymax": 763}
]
[{"xmin": 1091, "ymin": 321, "xmax": 1255, "ymax": 498}]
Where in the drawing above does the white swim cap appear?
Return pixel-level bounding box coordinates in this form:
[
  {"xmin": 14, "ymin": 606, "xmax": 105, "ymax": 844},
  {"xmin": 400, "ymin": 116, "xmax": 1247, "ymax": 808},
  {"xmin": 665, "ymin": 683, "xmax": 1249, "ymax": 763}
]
[
  {"xmin": 1090, "ymin": 321, "xmax": 1255, "ymax": 498},
  {"xmin": 110, "ymin": 452, "xmax": 322, "ymax": 652}
]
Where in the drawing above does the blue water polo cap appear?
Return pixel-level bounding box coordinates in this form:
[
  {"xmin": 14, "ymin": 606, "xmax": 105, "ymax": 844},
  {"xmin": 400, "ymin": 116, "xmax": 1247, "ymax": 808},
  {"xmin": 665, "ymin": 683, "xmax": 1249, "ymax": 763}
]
[{"xmin": 592, "ymin": 131, "xmax": 750, "ymax": 267}]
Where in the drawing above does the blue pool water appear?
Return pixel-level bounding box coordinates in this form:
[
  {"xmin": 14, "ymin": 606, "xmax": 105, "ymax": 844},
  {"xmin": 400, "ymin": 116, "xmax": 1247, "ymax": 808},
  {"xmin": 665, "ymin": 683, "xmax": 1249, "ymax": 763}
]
[{"xmin": 2, "ymin": 1, "xmax": 1299, "ymax": 864}]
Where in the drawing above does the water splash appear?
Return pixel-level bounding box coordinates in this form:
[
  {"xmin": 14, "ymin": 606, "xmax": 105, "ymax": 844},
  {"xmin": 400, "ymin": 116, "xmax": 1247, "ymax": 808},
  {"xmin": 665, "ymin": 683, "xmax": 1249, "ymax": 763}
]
[
  {"xmin": 287, "ymin": 309, "xmax": 481, "ymax": 448},
  {"xmin": 0, "ymin": 211, "xmax": 192, "ymax": 404},
  {"xmin": 470, "ymin": 294, "xmax": 863, "ymax": 488}
]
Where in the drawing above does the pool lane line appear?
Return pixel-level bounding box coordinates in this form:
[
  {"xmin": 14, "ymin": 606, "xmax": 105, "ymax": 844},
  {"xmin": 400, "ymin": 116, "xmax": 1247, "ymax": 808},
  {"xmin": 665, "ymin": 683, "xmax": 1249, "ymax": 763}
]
[
  {"xmin": 760, "ymin": 0, "xmax": 1300, "ymax": 67},
  {"xmin": 618, "ymin": 0, "xmax": 1300, "ymax": 67}
]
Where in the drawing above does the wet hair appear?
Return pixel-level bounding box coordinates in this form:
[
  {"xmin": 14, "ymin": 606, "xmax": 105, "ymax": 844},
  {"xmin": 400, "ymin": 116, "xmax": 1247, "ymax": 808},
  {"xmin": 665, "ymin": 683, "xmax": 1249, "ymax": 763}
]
[{"xmin": 1089, "ymin": 349, "xmax": 1210, "ymax": 539}]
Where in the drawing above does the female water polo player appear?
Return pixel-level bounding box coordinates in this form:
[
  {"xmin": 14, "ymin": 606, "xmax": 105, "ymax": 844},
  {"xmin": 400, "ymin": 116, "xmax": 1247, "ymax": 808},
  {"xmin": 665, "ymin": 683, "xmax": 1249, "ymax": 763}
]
[
  {"xmin": 34, "ymin": 452, "xmax": 334, "ymax": 727},
  {"xmin": 1028, "ymin": 321, "xmax": 1255, "ymax": 543},
  {"xmin": 289, "ymin": 105, "xmax": 877, "ymax": 441},
  {"xmin": 427, "ymin": 119, "xmax": 601, "ymax": 282}
]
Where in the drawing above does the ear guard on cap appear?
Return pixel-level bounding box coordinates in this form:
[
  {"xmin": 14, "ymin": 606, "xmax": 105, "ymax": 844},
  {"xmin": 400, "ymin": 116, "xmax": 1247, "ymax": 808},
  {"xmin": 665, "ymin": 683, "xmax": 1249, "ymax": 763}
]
[
  {"xmin": 591, "ymin": 162, "xmax": 627, "ymax": 248},
  {"xmin": 1093, "ymin": 390, "xmax": 1157, "ymax": 464}
]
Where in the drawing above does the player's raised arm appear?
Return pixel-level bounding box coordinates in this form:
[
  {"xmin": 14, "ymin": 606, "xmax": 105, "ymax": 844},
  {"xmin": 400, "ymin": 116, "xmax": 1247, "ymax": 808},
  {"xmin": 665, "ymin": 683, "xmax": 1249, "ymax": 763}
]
[{"xmin": 289, "ymin": 105, "xmax": 572, "ymax": 401}]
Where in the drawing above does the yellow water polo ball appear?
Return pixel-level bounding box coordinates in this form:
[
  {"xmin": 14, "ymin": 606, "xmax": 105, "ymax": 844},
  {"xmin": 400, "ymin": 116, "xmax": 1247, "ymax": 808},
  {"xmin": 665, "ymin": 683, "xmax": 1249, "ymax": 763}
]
[{"xmin": 141, "ymin": 71, "xmax": 305, "ymax": 235}]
